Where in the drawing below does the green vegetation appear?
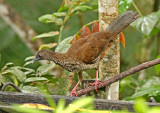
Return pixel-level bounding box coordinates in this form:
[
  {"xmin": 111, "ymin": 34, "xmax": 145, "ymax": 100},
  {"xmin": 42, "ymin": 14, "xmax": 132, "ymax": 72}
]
[{"xmin": 0, "ymin": 0, "xmax": 160, "ymax": 112}]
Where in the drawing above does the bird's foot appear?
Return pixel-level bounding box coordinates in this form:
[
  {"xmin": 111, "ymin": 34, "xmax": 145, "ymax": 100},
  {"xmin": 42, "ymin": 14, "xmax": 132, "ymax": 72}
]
[
  {"xmin": 89, "ymin": 80, "xmax": 103, "ymax": 92},
  {"xmin": 70, "ymin": 88, "xmax": 78, "ymax": 97}
]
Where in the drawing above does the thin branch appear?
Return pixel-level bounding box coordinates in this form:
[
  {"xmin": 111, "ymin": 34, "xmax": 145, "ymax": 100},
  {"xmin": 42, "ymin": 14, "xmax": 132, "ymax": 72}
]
[
  {"xmin": 132, "ymin": 0, "xmax": 143, "ymax": 16},
  {"xmin": 1, "ymin": 82, "xmax": 22, "ymax": 92},
  {"xmin": 75, "ymin": 58, "xmax": 160, "ymax": 97}
]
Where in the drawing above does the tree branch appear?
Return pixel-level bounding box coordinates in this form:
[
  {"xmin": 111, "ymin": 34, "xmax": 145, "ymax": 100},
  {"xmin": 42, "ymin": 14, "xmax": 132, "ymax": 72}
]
[
  {"xmin": 76, "ymin": 58, "xmax": 160, "ymax": 97},
  {"xmin": 1, "ymin": 82, "xmax": 22, "ymax": 92}
]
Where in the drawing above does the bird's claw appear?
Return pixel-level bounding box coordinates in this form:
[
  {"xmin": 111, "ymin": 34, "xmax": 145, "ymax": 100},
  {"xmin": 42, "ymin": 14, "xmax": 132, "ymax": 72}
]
[
  {"xmin": 89, "ymin": 80, "xmax": 103, "ymax": 92},
  {"xmin": 70, "ymin": 89, "xmax": 78, "ymax": 97}
]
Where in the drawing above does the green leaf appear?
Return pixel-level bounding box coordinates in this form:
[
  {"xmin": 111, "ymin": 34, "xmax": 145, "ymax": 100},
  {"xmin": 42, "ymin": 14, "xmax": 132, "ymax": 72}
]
[
  {"xmin": 131, "ymin": 12, "xmax": 159, "ymax": 36},
  {"xmin": 13, "ymin": 105, "xmax": 50, "ymax": 113},
  {"xmin": 14, "ymin": 66, "xmax": 35, "ymax": 75},
  {"xmin": 64, "ymin": 97, "xmax": 93, "ymax": 113},
  {"xmin": 134, "ymin": 99, "xmax": 148, "ymax": 113},
  {"xmin": 37, "ymin": 63, "xmax": 55, "ymax": 76},
  {"xmin": 0, "ymin": 74, "xmax": 10, "ymax": 84},
  {"xmin": 155, "ymin": 56, "xmax": 160, "ymax": 74},
  {"xmin": 71, "ymin": 5, "xmax": 92, "ymax": 13},
  {"xmin": 53, "ymin": 12, "xmax": 66, "ymax": 17},
  {"xmin": 55, "ymin": 36, "xmax": 73, "ymax": 53},
  {"xmin": 142, "ymin": 76, "xmax": 160, "ymax": 88},
  {"xmin": 38, "ymin": 43, "xmax": 57, "ymax": 51},
  {"xmin": 149, "ymin": 107, "xmax": 160, "ymax": 113},
  {"xmin": 24, "ymin": 77, "xmax": 48, "ymax": 83},
  {"xmin": 1, "ymin": 67, "xmax": 26, "ymax": 82},
  {"xmin": 11, "ymin": 67, "xmax": 26, "ymax": 82},
  {"xmin": 32, "ymin": 31, "xmax": 59, "ymax": 41},
  {"xmin": 118, "ymin": 0, "xmax": 132, "ymax": 14},
  {"xmin": 38, "ymin": 14, "xmax": 63, "ymax": 25},
  {"xmin": 58, "ymin": 5, "xmax": 69, "ymax": 12},
  {"xmin": 55, "ymin": 99, "xmax": 65, "ymax": 113},
  {"xmin": 22, "ymin": 86, "xmax": 40, "ymax": 93},
  {"xmin": 24, "ymin": 56, "xmax": 35, "ymax": 61},
  {"xmin": 1, "ymin": 62, "xmax": 14, "ymax": 70},
  {"xmin": 131, "ymin": 85, "xmax": 160, "ymax": 99},
  {"xmin": 24, "ymin": 61, "xmax": 33, "ymax": 67}
]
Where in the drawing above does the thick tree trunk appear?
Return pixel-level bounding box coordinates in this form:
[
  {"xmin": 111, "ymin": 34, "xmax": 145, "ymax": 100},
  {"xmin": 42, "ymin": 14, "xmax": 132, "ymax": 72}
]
[
  {"xmin": 98, "ymin": 0, "xmax": 119, "ymax": 100},
  {"xmin": 0, "ymin": 0, "xmax": 42, "ymax": 53}
]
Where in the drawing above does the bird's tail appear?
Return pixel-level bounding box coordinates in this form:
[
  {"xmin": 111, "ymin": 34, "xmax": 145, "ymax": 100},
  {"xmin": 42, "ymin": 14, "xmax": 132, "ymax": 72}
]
[{"xmin": 106, "ymin": 11, "xmax": 139, "ymax": 37}]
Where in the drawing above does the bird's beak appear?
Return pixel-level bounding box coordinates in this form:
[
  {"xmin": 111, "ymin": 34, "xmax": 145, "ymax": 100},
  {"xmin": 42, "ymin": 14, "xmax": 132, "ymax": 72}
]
[{"xmin": 32, "ymin": 57, "xmax": 40, "ymax": 63}]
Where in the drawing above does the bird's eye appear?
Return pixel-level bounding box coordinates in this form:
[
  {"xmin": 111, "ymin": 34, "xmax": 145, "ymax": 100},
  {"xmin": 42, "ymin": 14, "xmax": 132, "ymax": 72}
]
[{"xmin": 38, "ymin": 54, "xmax": 42, "ymax": 57}]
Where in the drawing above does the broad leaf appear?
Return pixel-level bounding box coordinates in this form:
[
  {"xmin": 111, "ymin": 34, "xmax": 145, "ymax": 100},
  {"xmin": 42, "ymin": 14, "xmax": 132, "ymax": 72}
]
[
  {"xmin": 1, "ymin": 67, "xmax": 26, "ymax": 82},
  {"xmin": 32, "ymin": 31, "xmax": 59, "ymax": 41},
  {"xmin": 142, "ymin": 76, "xmax": 160, "ymax": 88},
  {"xmin": 130, "ymin": 85, "xmax": 160, "ymax": 99},
  {"xmin": 38, "ymin": 14, "xmax": 63, "ymax": 25},
  {"xmin": 131, "ymin": 12, "xmax": 159, "ymax": 36},
  {"xmin": 0, "ymin": 74, "xmax": 10, "ymax": 84},
  {"xmin": 14, "ymin": 66, "xmax": 35, "ymax": 75},
  {"xmin": 11, "ymin": 67, "xmax": 26, "ymax": 82},
  {"xmin": 118, "ymin": 0, "xmax": 132, "ymax": 14},
  {"xmin": 22, "ymin": 86, "xmax": 40, "ymax": 93},
  {"xmin": 55, "ymin": 36, "xmax": 73, "ymax": 53},
  {"xmin": 37, "ymin": 63, "xmax": 55, "ymax": 76},
  {"xmin": 24, "ymin": 77, "xmax": 48, "ymax": 83}
]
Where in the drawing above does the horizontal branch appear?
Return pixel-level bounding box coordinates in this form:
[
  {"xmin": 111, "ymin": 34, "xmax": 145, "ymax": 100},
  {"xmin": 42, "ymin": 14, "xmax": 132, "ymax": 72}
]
[{"xmin": 76, "ymin": 58, "xmax": 160, "ymax": 96}]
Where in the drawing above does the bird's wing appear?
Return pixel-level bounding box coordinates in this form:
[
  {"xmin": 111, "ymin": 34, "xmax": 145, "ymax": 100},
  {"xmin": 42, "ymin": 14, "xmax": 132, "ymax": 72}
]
[{"xmin": 66, "ymin": 31, "xmax": 113, "ymax": 64}]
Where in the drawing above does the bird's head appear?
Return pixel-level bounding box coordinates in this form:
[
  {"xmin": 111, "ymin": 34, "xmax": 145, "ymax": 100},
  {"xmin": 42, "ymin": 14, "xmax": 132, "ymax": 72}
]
[{"xmin": 32, "ymin": 50, "xmax": 52, "ymax": 63}]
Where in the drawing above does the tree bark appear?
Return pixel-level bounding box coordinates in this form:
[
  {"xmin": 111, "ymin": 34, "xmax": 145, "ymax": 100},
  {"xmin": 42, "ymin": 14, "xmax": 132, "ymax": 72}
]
[
  {"xmin": 0, "ymin": 0, "xmax": 43, "ymax": 53},
  {"xmin": 98, "ymin": 0, "xmax": 119, "ymax": 100}
]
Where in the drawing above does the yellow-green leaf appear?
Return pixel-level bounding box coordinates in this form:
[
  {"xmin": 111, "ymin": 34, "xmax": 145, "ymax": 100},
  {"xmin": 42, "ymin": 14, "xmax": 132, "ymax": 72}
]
[
  {"xmin": 39, "ymin": 43, "xmax": 57, "ymax": 51},
  {"xmin": 32, "ymin": 31, "xmax": 59, "ymax": 41}
]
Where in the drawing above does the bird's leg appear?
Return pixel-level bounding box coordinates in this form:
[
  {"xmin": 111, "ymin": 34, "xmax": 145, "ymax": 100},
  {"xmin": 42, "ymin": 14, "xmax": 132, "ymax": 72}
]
[
  {"xmin": 89, "ymin": 70, "xmax": 103, "ymax": 92},
  {"xmin": 70, "ymin": 71, "xmax": 82, "ymax": 96}
]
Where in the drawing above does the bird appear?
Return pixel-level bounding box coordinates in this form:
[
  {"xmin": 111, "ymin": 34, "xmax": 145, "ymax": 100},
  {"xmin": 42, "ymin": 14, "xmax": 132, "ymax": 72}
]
[{"xmin": 32, "ymin": 11, "xmax": 139, "ymax": 96}]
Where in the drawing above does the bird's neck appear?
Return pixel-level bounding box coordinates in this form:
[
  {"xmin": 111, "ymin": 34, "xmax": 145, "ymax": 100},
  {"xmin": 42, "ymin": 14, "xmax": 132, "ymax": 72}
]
[{"xmin": 46, "ymin": 51, "xmax": 66, "ymax": 64}]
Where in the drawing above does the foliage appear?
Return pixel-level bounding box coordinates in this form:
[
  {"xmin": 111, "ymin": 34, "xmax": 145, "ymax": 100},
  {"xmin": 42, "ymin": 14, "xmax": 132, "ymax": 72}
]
[
  {"xmin": 0, "ymin": 0, "xmax": 160, "ymax": 104},
  {"xmin": 131, "ymin": 10, "xmax": 160, "ymax": 36},
  {"xmin": 0, "ymin": 62, "xmax": 48, "ymax": 93},
  {"xmin": 121, "ymin": 76, "xmax": 160, "ymax": 102},
  {"xmin": 11, "ymin": 97, "xmax": 160, "ymax": 113},
  {"xmin": 12, "ymin": 97, "xmax": 96, "ymax": 113},
  {"xmin": 118, "ymin": 0, "xmax": 132, "ymax": 14}
]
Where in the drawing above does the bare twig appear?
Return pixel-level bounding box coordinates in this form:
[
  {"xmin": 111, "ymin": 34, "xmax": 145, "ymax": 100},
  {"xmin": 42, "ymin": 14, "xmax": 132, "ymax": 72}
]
[
  {"xmin": 75, "ymin": 58, "xmax": 160, "ymax": 96},
  {"xmin": 1, "ymin": 82, "xmax": 22, "ymax": 92}
]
